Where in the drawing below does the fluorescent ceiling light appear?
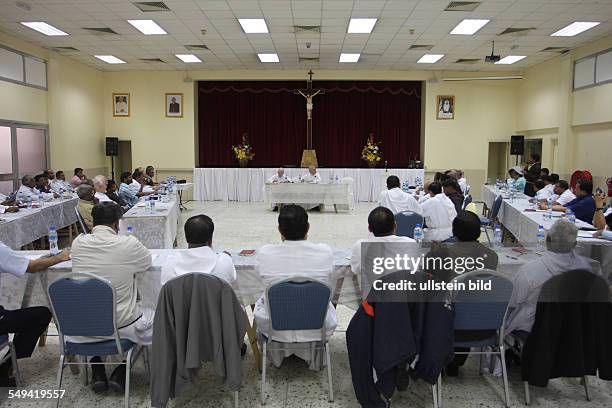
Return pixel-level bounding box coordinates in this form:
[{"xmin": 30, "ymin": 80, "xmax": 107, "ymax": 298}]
[
  {"xmin": 417, "ymin": 54, "xmax": 444, "ymax": 64},
  {"xmin": 127, "ymin": 19, "xmax": 167, "ymax": 35},
  {"xmin": 238, "ymin": 19, "xmax": 269, "ymax": 34},
  {"xmin": 258, "ymin": 53, "xmax": 279, "ymax": 63},
  {"xmin": 551, "ymin": 21, "xmax": 600, "ymax": 37},
  {"xmin": 495, "ymin": 55, "xmax": 527, "ymax": 65},
  {"xmin": 339, "ymin": 53, "xmax": 360, "ymax": 63},
  {"xmin": 94, "ymin": 55, "xmax": 126, "ymax": 64},
  {"xmin": 347, "ymin": 18, "xmax": 377, "ymax": 34},
  {"xmin": 443, "ymin": 76, "xmax": 523, "ymax": 81},
  {"xmin": 21, "ymin": 22, "xmax": 68, "ymax": 36},
  {"xmin": 450, "ymin": 19, "xmax": 490, "ymax": 35},
  {"xmin": 175, "ymin": 54, "xmax": 201, "ymax": 63}
]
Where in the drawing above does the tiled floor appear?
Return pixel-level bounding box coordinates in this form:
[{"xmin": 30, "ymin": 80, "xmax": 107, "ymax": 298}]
[{"xmin": 3, "ymin": 202, "xmax": 612, "ymax": 407}]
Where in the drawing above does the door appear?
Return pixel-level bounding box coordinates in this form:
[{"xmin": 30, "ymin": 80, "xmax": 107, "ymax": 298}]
[
  {"xmin": 487, "ymin": 141, "xmax": 509, "ymax": 183},
  {"xmin": 116, "ymin": 140, "xmax": 132, "ymax": 181}
]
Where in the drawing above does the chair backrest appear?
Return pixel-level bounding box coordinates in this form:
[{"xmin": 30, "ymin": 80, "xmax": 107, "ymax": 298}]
[
  {"xmin": 266, "ymin": 277, "xmax": 331, "ymax": 333},
  {"xmin": 464, "ymin": 185, "xmax": 471, "ymax": 196},
  {"xmin": 489, "ymin": 195, "xmax": 503, "ymax": 221},
  {"xmin": 462, "ymin": 194, "xmax": 473, "ymax": 210},
  {"xmin": 0, "ymin": 334, "xmax": 8, "ymax": 345},
  {"xmin": 451, "ymin": 270, "xmax": 514, "ymax": 335},
  {"xmin": 74, "ymin": 207, "xmax": 89, "ymax": 234},
  {"xmin": 48, "ymin": 273, "xmax": 119, "ymax": 346},
  {"xmin": 395, "ymin": 211, "xmax": 424, "ymax": 238}
]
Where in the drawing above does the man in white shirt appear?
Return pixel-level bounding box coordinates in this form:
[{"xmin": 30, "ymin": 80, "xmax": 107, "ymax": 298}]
[
  {"xmin": 457, "ymin": 170, "xmax": 468, "ymax": 195},
  {"xmin": 161, "ymin": 214, "xmax": 236, "ymax": 285},
  {"xmin": 378, "ymin": 175, "xmax": 422, "ymax": 215},
  {"xmin": 33, "ymin": 174, "xmax": 58, "ymax": 200},
  {"xmin": 420, "ymin": 181, "xmax": 457, "ymax": 242},
  {"xmin": 299, "ymin": 165, "xmax": 321, "ymax": 183},
  {"xmin": 350, "ymin": 206, "xmax": 416, "ymax": 277},
  {"xmin": 533, "ymin": 180, "xmax": 553, "ymax": 201},
  {"xmin": 50, "ymin": 171, "xmax": 71, "ymax": 193},
  {"xmin": 70, "ymin": 202, "xmax": 152, "ymax": 393},
  {"xmin": 17, "ymin": 175, "xmax": 35, "ymax": 197},
  {"xmin": 505, "ymin": 220, "xmax": 598, "ymax": 337},
  {"xmin": 254, "ymin": 205, "xmax": 336, "ymax": 366},
  {"xmin": 549, "ymin": 180, "xmax": 576, "ymax": 206},
  {"xmin": 92, "ymin": 175, "xmax": 113, "ymax": 202},
  {"xmin": 0, "ymin": 241, "xmax": 69, "ymax": 386},
  {"xmin": 130, "ymin": 168, "xmax": 155, "ymax": 194},
  {"xmin": 267, "ymin": 167, "xmax": 291, "ymax": 184}
]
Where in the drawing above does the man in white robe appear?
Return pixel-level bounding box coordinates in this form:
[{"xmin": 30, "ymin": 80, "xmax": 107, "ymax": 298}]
[
  {"xmin": 299, "ymin": 165, "xmax": 323, "ymax": 210},
  {"xmin": 254, "ymin": 205, "xmax": 336, "ymax": 367},
  {"xmin": 161, "ymin": 214, "xmax": 236, "ymax": 285},
  {"xmin": 378, "ymin": 175, "xmax": 422, "ymax": 215},
  {"xmin": 505, "ymin": 220, "xmax": 599, "ymax": 337},
  {"xmin": 420, "ymin": 181, "xmax": 457, "ymax": 242},
  {"xmin": 267, "ymin": 167, "xmax": 292, "ymax": 184}
]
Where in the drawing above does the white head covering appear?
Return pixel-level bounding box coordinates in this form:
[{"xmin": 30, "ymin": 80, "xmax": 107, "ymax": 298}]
[{"xmin": 510, "ymin": 166, "xmax": 524, "ymax": 175}]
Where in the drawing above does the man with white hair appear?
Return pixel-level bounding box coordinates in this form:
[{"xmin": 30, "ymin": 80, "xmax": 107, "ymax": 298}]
[
  {"xmin": 505, "ymin": 219, "xmax": 598, "ymax": 337},
  {"xmin": 267, "ymin": 167, "xmax": 291, "ymax": 183},
  {"xmin": 92, "ymin": 175, "xmax": 113, "ymax": 203},
  {"xmin": 299, "ymin": 165, "xmax": 321, "ymax": 183}
]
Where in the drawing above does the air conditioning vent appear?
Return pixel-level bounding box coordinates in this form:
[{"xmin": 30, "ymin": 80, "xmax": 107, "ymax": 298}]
[
  {"xmin": 294, "ymin": 25, "xmax": 321, "ymax": 33},
  {"xmin": 49, "ymin": 46, "xmax": 79, "ymax": 53},
  {"xmin": 409, "ymin": 44, "xmax": 434, "ymax": 50},
  {"xmin": 82, "ymin": 27, "xmax": 119, "ymax": 35},
  {"xmin": 299, "ymin": 57, "xmax": 320, "ymax": 62},
  {"xmin": 132, "ymin": 2, "xmax": 170, "ymax": 12},
  {"xmin": 455, "ymin": 58, "xmax": 480, "ymax": 64},
  {"xmin": 542, "ymin": 46, "xmax": 569, "ymax": 53},
  {"xmin": 499, "ymin": 27, "xmax": 535, "ymax": 35},
  {"xmin": 444, "ymin": 1, "xmax": 481, "ymax": 12},
  {"xmin": 184, "ymin": 44, "xmax": 210, "ymax": 51},
  {"xmin": 140, "ymin": 58, "xmax": 165, "ymax": 63}
]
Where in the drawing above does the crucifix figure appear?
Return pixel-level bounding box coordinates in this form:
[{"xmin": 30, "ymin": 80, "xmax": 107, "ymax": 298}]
[{"xmin": 294, "ymin": 70, "xmax": 325, "ymax": 151}]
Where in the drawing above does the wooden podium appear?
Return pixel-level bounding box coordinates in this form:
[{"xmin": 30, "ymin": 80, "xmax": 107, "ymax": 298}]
[{"xmin": 300, "ymin": 149, "xmax": 318, "ymax": 168}]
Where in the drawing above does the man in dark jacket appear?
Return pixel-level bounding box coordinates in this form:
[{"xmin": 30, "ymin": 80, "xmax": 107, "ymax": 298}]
[{"xmin": 442, "ymin": 178, "xmax": 464, "ymax": 214}]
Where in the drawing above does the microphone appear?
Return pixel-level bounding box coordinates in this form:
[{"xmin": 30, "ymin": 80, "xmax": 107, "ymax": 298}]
[{"xmin": 384, "ymin": 160, "xmax": 388, "ymax": 172}]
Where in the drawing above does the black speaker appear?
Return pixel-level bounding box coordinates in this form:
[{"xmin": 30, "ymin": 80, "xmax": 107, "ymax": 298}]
[
  {"xmin": 106, "ymin": 137, "xmax": 119, "ymax": 156},
  {"xmin": 510, "ymin": 135, "xmax": 524, "ymax": 155}
]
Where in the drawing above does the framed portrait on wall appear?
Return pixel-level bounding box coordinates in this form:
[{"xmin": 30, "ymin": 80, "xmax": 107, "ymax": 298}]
[
  {"xmin": 436, "ymin": 95, "xmax": 455, "ymax": 120},
  {"xmin": 165, "ymin": 93, "xmax": 183, "ymax": 118},
  {"xmin": 112, "ymin": 93, "xmax": 130, "ymax": 117}
]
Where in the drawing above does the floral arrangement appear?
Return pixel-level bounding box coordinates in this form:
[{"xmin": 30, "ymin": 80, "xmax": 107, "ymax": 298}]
[
  {"xmin": 361, "ymin": 133, "xmax": 382, "ymax": 164},
  {"xmin": 232, "ymin": 133, "xmax": 255, "ymax": 162}
]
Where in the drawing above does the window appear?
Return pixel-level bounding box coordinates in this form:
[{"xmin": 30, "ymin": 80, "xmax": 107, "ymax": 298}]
[
  {"xmin": 573, "ymin": 48, "xmax": 612, "ymax": 90},
  {"xmin": 0, "ymin": 44, "xmax": 47, "ymax": 90}
]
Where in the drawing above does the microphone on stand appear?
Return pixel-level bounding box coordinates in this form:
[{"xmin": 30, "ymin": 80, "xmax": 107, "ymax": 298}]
[{"xmin": 384, "ymin": 160, "xmax": 388, "ymax": 172}]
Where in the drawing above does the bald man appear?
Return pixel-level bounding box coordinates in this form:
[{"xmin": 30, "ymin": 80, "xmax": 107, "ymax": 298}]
[{"xmin": 267, "ymin": 167, "xmax": 291, "ymax": 184}]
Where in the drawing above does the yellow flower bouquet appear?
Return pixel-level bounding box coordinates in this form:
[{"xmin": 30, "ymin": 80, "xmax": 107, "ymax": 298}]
[
  {"xmin": 361, "ymin": 133, "xmax": 382, "ymax": 167},
  {"xmin": 232, "ymin": 133, "xmax": 255, "ymax": 165}
]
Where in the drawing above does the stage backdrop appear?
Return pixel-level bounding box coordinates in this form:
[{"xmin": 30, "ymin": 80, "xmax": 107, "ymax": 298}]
[{"xmin": 197, "ymin": 81, "xmax": 421, "ymax": 168}]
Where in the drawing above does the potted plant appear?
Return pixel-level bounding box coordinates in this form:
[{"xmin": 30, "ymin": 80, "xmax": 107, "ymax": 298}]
[
  {"xmin": 361, "ymin": 133, "xmax": 382, "ymax": 168},
  {"xmin": 232, "ymin": 133, "xmax": 255, "ymax": 168}
]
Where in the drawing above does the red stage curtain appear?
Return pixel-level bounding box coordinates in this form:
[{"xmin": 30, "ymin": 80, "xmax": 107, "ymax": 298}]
[{"xmin": 197, "ymin": 81, "xmax": 421, "ymax": 167}]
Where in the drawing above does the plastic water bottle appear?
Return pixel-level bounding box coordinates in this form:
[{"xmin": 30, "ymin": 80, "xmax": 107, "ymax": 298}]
[
  {"xmin": 49, "ymin": 226, "xmax": 58, "ymax": 255},
  {"xmin": 149, "ymin": 198, "xmax": 156, "ymax": 214},
  {"xmin": 567, "ymin": 210, "xmax": 575, "ymax": 223},
  {"xmin": 27, "ymin": 194, "xmax": 32, "ymax": 209},
  {"xmin": 126, "ymin": 226, "xmax": 133, "ymax": 236},
  {"xmin": 546, "ymin": 197, "xmax": 553, "ymax": 220},
  {"xmin": 537, "ymin": 225, "xmax": 546, "ymax": 252},
  {"xmin": 17, "ymin": 191, "xmax": 23, "ymax": 204},
  {"xmin": 413, "ymin": 224, "xmax": 424, "ymax": 245},
  {"xmin": 493, "ymin": 224, "xmax": 503, "ymax": 247}
]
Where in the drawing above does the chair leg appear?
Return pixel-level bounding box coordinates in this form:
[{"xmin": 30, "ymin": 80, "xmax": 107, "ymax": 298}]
[
  {"xmin": 524, "ymin": 381, "xmax": 530, "ymax": 405},
  {"xmin": 500, "ymin": 347, "xmax": 511, "ymax": 408},
  {"xmin": 437, "ymin": 374, "xmax": 442, "ymax": 408},
  {"xmin": 234, "ymin": 390, "xmax": 239, "ymax": 408},
  {"xmin": 484, "ymin": 226, "xmax": 491, "ymax": 244},
  {"xmin": 325, "ymin": 342, "xmax": 334, "ymax": 402},
  {"xmin": 261, "ymin": 342, "xmax": 267, "ymax": 405},
  {"xmin": 80, "ymin": 355, "xmax": 88, "ymax": 385},
  {"xmin": 143, "ymin": 346, "xmax": 151, "ymax": 384},
  {"xmin": 479, "ymin": 348, "xmax": 484, "ymax": 375},
  {"xmin": 56, "ymin": 354, "xmax": 65, "ymax": 408},
  {"xmin": 583, "ymin": 375, "xmax": 591, "ymax": 401},
  {"xmin": 125, "ymin": 350, "xmax": 133, "ymax": 408},
  {"xmin": 9, "ymin": 343, "xmax": 22, "ymax": 387},
  {"xmin": 432, "ymin": 384, "xmax": 438, "ymax": 408}
]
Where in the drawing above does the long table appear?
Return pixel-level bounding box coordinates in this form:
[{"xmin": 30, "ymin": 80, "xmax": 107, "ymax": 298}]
[
  {"xmin": 265, "ymin": 182, "xmax": 352, "ymax": 211},
  {"xmin": 118, "ymin": 197, "xmax": 180, "ymax": 249},
  {"xmin": 193, "ymin": 167, "xmax": 425, "ymax": 202},
  {"xmin": 0, "ymin": 198, "xmax": 78, "ymax": 249}
]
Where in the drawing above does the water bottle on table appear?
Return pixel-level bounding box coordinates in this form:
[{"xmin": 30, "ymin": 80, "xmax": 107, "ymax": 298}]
[
  {"xmin": 413, "ymin": 224, "xmax": 424, "ymax": 245},
  {"xmin": 546, "ymin": 198, "xmax": 553, "ymax": 220},
  {"xmin": 149, "ymin": 198, "xmax": 156, "ymax": 214},
  {"xmin": 566, "ymin": 210, "xmax": 575, "ymax": 223},
  {"xmin": 126, "ymin": 225, "xmax": 133, "ymax": 236},
  {"xmin": 536, "ymin": 225, "xmax": 546, "ymax": 252},
  {"xmin": 493, "ymin": 224, "xmax": 503, "ymax": 247},
  {"xmin": 49, "ymin": 226, "xmax": 58, "ymax": 255},
  {"xmin": 27, "ymin": 195, "xmax": 32, "ymax": 209}
]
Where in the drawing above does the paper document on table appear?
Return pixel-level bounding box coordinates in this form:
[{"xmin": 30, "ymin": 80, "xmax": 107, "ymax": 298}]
[{"xmin": 577, "ymin": 231, "xmax": 597, "ymax": 238}]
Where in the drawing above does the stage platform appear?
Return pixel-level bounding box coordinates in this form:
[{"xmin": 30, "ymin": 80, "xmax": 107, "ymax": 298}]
[{"xmin": 193, "ymin": 167, "xmax": 424, "ymax": 202}]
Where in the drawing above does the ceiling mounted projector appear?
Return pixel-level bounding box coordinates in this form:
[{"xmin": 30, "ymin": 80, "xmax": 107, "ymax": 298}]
[{"xmin": 485, "ymin": 41, "xmax": 501, "ymax": 63}]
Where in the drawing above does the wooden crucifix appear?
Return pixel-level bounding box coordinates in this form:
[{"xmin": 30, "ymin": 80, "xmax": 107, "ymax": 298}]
[{"xmin": 294, "ymin": 70, "xmax": 325, "ymax": 166}]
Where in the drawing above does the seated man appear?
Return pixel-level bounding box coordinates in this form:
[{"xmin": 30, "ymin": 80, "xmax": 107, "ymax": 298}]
[
  {"xmin": 0, "ymin": 241, "xmax": 69, "ymax": 386},
  {"xmin": 378, "ymin": 175, "xmax": 422, "ymax": 215},
  {"xmin": 544, "ymin": 180, "xmax": 575, "ymax": 207},
  {"xmin": 130, "ymin": 168, "xmax": 156, "ymax": 194},
  {"xmin": 550, "ymin": 173, "xmax": 560, "ymax": 183},
  {"xmin": 540, "ymin": 167, "xmax": 550, "ymax": 178},
  {"xmin": 71, "ymin": 202, "xmax": 153, "ymax": 392},
  {"xmin": 92, "ymin": 175, "xmax": 113, "ymax": 203},
  {"xmin": 593, "ymin": 191, "xmax": 612, "ymax": 238},
  {"xmin": 532, "ymin": 179, "xmax": 552, "ymax": 201},
  {"xmin": 254, "ymin": 205, "xmax": 336, "ymax": 366},
  {"xmin": 505, "ymin": 219, "xmax": 597, "ymax": 337},
  {"xmin": 17, "ymin": 175, "xmax": 35, "ymax": 198},
  {"xmin": 550, "ymin": 179, "xmax": 595, "ymax": 223},
  {"xmin": 118, "ymin": 171, "xmax": 151, "ymax": 206},
  {"xmin": 420, "ymin": 182, "xmax": 457, "ymax": 242},
  {"xmin": 34, "ymin": 174, "xmax": 58, "ymax": 200},
  {"xmin": 267, "ymin": 167, "xmax": 291, "ymax": 183},
  {"xmin": 76, "ymin": 184, "xmax": 98, "ymax": 230},
  {"xmin": 161, "ymin": 214, "xmax": 236, "ymax": 285},
  {"xmin": 106, "ymin": 179, "xmax": 128, "ymax": 208},
  {"xmin": 350, "ymin": 206, "xmax": 415, "ymax": 276},
  {"xmin": 506, "ymin": 166, "xmax": 526, "ymax": 193},
  {"xmin": 442, "ymin": 178, "xmax": 464, "ymax": 214},
  {"xmin": 50, "ymin": 170, "xmax": 71, "ymax": 193},
  {"xmin": 144, "ymin": 166, "xmax": 157, "ymax": 186},
  {"xmin": 456, "ymin": 169, "xmax": 468, "ymax": 194},
  {"xmin": 71, "ymin": 168, "xmax": 86, "ymax": 188},
  {"xmin": 299, "ymin": 165, "xmax": 321, "ymax": 183}
]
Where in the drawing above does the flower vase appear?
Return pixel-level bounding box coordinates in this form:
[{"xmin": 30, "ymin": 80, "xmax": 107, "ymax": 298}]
[
  {"xmin": 239, "ymin": 159, "xmax": 249, "ymax": 168},
  {"xmin": 367, "ymin": 161, "xmax": 377, "ymax": 168}
]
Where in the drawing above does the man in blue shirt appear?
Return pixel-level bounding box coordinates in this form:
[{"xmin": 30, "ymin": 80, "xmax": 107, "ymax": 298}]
[
  {"xmin": 552, "ymin": 179, "xmax": 596, "ymax": 223},
  {"xmin": 118, "ymin": 171, "xmax": 139, "ymax": 206}
]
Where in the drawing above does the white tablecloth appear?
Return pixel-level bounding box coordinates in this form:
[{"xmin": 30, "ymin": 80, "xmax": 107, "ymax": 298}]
[
  {"xmin": 118, "ymin": 198, "xmax": 180, "ymax": 249},
  {"xmin": 265, "ymin": 182, "xmax": 351, "ymax": 209},
  {"xmin": 193, "ymin": 168, "xmax": 425, "ymax": 202},
  {"xmin": 0, "ymin": 198, "xmax": 79, "ymax": 249}
]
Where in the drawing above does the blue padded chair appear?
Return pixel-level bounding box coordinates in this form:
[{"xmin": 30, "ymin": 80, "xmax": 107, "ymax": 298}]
[
  {"xmin": 260, "ymin": 278, "xmax": 333, "ymax": 405},
  {"xmin": 0, "ymin": 335, "xmax": 22, "ymax": 387},
  {"xmin": 480, "ymin": 195, "xmax": 503, "ymax": 244},
  {"xmin": 394, "ymin": 211, "xmax": 424, "ymax": 239},
  {"xmin": 462, "ymin": 194, "xmax": 473, "ymax": 210},
  {"xmin": 47, "ymin": 272, "xmax": 148, "ymax": 408},
  {"xmin": 438, "ymin": 270, "xmax": 514, "ymax": 408}
]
